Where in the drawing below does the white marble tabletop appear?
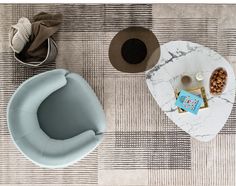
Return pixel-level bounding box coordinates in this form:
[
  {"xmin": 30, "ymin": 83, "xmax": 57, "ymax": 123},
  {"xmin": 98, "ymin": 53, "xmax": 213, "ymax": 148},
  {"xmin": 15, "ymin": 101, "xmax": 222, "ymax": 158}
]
[{"xmin": 146, "ymin": 41, "xmax": 236, "ymax": 142}]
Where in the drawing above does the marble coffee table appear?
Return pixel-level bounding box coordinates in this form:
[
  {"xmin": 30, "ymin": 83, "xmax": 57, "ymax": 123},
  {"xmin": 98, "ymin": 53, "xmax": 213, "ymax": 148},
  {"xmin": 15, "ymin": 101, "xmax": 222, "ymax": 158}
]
[{"xmin": 146, "ymin": 41, "xmax": 236, "ymax": 142}]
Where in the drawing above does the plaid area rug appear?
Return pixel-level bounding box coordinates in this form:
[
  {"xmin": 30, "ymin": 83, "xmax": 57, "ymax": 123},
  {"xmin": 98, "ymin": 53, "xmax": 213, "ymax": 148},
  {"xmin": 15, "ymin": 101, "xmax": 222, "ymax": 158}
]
[{"xmin": 0, "ymin": 4, "xmax": 235, "ymax": 186}]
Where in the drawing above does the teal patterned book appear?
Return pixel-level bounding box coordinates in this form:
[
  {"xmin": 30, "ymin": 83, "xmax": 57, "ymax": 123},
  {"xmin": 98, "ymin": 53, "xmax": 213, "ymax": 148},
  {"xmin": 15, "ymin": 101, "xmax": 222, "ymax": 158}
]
[{"xmin": 175, "ymin": 90, "xmax": 203, "ymax": 115}]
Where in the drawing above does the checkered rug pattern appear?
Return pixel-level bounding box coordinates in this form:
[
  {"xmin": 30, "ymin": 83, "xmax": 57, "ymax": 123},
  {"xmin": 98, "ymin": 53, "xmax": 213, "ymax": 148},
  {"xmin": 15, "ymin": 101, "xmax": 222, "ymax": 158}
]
[{"xmin": 0, "ymin": 4, "xmax": 235, "ymax": 186}]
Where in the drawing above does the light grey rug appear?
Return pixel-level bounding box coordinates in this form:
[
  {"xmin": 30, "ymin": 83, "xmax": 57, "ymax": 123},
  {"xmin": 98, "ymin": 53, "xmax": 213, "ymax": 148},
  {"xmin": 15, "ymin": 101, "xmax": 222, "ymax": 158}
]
[{"xmin": 0, "ymin": 4, "xmax": 235, "ymax": 186}]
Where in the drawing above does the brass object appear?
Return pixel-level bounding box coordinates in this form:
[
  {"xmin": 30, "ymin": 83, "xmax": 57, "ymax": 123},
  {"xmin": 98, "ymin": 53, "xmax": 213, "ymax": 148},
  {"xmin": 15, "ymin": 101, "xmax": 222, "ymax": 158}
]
[{"xmin": 175, "ymin": 87, "xmax": 208, "ymax": 113}]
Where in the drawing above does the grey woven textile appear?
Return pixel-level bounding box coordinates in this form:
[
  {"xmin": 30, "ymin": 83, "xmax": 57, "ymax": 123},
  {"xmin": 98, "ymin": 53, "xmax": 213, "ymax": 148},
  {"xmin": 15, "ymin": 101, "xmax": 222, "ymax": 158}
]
[{"xmin": 0, "ymin": 4, "xmax": 235, "ymax": 186}]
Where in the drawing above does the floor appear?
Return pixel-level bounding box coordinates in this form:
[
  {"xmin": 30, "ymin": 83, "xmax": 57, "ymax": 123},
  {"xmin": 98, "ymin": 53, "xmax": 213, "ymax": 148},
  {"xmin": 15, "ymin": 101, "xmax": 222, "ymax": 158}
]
[{"xmin": 0, "ymin": 4, "xmax": 235, "ymax": 186}]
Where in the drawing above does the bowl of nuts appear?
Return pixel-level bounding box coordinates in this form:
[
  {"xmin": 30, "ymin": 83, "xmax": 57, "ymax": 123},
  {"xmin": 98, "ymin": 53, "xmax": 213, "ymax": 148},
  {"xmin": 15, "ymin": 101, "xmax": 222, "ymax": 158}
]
[{"xmin": 209, "ymin": 67, "xmax": 227, "ymax": 95}]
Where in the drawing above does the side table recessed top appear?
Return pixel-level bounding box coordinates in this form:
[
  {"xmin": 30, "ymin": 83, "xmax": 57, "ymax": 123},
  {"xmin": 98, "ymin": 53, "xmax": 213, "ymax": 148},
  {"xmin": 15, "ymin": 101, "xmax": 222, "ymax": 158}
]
[{"xmin": 146, "ymin": 41, "xmax": 236, "ymax": 142}]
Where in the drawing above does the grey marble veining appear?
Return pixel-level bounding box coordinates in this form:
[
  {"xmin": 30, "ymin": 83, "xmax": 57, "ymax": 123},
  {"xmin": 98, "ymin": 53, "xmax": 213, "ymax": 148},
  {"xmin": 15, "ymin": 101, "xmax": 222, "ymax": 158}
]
[{"xmin": 146, "ymin": 41, "xmax": 236, "ymax": 142}]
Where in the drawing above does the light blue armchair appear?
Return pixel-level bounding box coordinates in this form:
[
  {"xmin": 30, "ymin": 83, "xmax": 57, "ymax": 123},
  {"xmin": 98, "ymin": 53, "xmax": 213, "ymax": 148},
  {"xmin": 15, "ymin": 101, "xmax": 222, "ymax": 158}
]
[{"xmin": 7, "ymin": 69, "xmax": 106, "ymax": 168}]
